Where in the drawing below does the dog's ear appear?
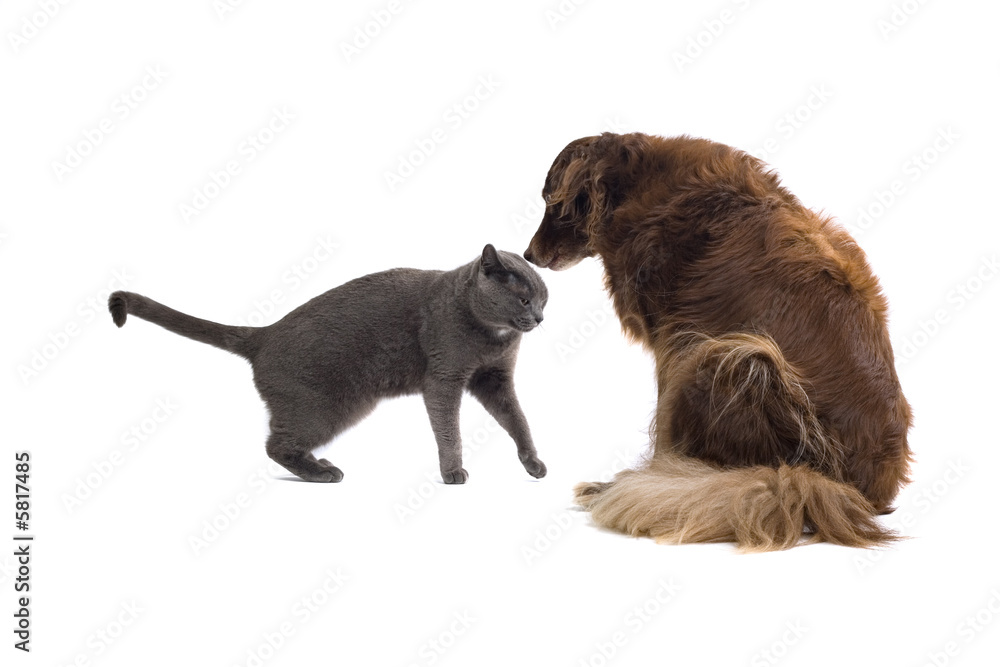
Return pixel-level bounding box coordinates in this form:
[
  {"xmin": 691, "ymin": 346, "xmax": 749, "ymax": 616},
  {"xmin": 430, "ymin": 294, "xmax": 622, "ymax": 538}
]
[
  {"xmin": 607, "ymin": 132, "xmax": 649, "ymax": 172},
  {"xmin": 551, "ymin": 157, "xmax": 594, "ymax": 221},
  {"xmin": 581, "ymin": 133, "xmax": 650, "ymax": 238},
  {"xmin": 545, "ymin": 134, "xmax": 651, "ymax": 241},
  {"xmin": 547, "ymin": 139, "xmax": 614, "ymax": 236},
  {"xmin": 591, "ymin": 133, "xmax": 649, "ymax": 185}
]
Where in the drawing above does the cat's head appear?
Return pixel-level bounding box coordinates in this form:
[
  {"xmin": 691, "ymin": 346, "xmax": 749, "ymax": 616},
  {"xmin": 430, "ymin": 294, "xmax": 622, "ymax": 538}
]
[{"xmin": 471, "ymin": 244, "xmax": 548, "ymax": 333}]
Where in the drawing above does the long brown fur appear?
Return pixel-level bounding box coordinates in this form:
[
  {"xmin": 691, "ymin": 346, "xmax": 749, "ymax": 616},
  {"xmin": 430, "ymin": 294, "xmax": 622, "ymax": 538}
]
[{"xmin": 524, "ymin": 133, "xmax": 912, "ymax": 551}]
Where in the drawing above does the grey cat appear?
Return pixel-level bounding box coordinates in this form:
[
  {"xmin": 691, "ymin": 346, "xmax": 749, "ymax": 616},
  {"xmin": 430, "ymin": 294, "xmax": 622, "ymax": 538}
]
[{"xmin": 108, "ymin": 244, "xmax": 548, "ymax": 484}]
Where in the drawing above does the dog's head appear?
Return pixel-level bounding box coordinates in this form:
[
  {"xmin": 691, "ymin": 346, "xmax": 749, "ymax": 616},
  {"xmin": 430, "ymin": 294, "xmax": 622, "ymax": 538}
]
[{"xmin": 524, "ymin": 132, "xmax": 649, "ymax": 270}]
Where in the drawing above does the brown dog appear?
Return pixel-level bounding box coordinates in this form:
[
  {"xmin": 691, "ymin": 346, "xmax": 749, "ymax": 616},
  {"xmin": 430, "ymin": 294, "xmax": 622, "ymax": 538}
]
[{"xmin": 524, "ymin": 133, "xmax": 912, "ymax": 551}]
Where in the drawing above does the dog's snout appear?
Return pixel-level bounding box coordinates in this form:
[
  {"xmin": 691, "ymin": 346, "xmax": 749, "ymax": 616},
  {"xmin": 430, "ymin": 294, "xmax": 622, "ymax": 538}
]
[{"xmin": 523, "ymin": 247, "xmax": 535, "ymax": 263}]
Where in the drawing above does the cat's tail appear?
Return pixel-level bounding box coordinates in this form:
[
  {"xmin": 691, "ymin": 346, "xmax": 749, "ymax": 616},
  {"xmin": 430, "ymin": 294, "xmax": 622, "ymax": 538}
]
[
  {"xmin": 575, "ymin": 453, "xmax": 897, "ymax": 552},
  {"xmin": 108, "ymin": 291, "xmax": 256, "ymax": 358}
]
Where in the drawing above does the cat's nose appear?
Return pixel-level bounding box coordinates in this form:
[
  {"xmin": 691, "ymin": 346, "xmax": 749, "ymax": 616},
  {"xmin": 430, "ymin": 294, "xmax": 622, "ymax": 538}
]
[{"xmin": 533, "ymin": 312, "xmax": 544, "ymax": 326}]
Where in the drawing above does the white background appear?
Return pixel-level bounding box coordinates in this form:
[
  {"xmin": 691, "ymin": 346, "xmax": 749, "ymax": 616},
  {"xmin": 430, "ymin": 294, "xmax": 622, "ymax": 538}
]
[{"xmin": 3, "ymin": 1, "xmax": 999, "ymax": 665}]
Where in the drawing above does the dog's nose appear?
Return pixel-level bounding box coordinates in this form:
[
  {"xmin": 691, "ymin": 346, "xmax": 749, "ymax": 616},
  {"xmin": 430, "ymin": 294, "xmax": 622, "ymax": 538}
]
[{"xmin": 523, "ymin": 247, "xmax": 534, "ymax": 263}]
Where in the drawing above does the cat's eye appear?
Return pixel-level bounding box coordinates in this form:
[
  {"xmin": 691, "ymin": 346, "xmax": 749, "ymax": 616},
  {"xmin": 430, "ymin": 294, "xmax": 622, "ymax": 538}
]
[{"xmin": 519, "ymin": 298, "xmax": 530, "ymax": 306}]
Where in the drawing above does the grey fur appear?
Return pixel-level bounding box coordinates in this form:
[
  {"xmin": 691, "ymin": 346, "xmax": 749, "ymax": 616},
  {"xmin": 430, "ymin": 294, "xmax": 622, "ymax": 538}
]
[{"xmin": 108, "ymin": 244, "xmax": 548, "ymax": 484}]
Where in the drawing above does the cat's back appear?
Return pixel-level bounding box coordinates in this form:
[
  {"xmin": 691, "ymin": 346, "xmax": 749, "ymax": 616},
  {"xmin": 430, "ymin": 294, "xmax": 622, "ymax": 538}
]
[
  {"xmin": 249, "ymin": 267, "xmax": 442, "ymax": 396},
  {"xmin": 270, "ymin": 267, "xmax": 440, "ymax": 336}
]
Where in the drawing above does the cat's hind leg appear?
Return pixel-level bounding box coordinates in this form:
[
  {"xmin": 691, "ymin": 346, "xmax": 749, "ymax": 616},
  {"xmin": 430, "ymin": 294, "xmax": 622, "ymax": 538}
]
[
  {"xmin": 260, "ymin": 385, "xmax": 375, "ymax": 483},
  {"xmin": 266, "ymin": 427, "xmax": 344, "ymax": 483}
]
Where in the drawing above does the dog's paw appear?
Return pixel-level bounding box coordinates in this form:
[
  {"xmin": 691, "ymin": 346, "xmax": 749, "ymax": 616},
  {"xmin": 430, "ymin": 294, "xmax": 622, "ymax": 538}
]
[{"xmin": 441, "ymin": 468, "xmax": 469, "ymax": 484}]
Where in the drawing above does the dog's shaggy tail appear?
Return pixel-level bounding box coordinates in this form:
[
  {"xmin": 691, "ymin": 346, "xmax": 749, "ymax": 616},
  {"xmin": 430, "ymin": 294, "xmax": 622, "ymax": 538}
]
[
  {"xmin": 109, "ymin": 291, "xmax": 257, "ymax": 359},
  {"xmin": 575, "ymin": 455, "xmax": 896, "ymax": 552},
  {"xmin": 575, "ymin": 331, "xmax": 899, "ymax": 552}
]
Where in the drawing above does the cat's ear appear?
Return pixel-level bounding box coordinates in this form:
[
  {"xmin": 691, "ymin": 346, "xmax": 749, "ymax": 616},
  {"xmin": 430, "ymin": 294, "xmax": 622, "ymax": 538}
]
[{"xmin": 481, "ymin": 244, "xmax": 509, "ymax": 276}]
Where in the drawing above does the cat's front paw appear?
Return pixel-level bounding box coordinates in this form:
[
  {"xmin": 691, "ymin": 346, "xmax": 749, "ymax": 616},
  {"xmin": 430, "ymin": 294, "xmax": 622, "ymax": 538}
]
[
  {"xmin": 521, "ymin": 456, "xmax": 547, "ymax": 479},
  {"xmin": 441, "ymin": 468, "xmax": 469, "ymax": 484}
]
